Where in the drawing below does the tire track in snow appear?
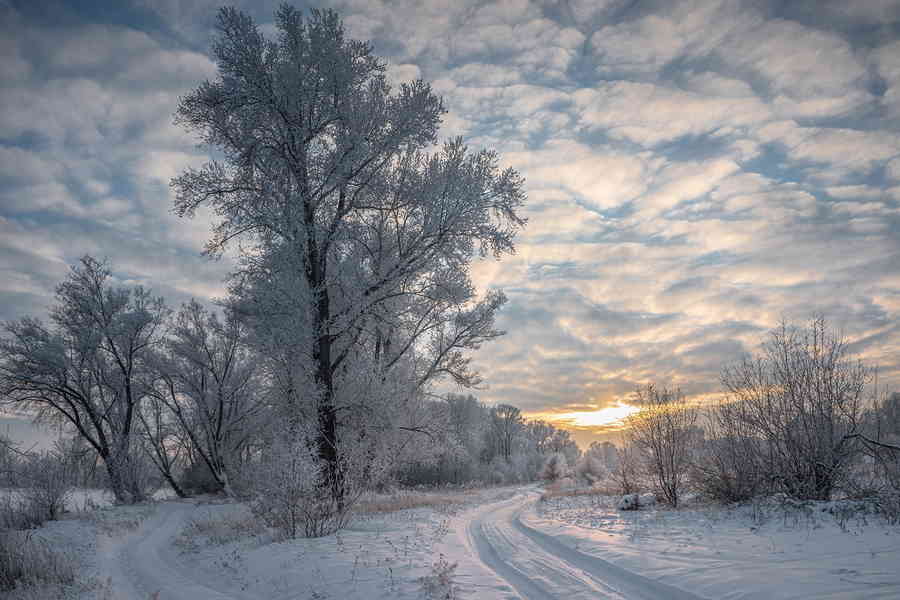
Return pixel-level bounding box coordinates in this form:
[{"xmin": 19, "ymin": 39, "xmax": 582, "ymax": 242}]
[
  {"xmin": 467, "ymin": 493, "xmax": 706, "ymax": 600},
  {"xmin": 99, "ymin": 501, "xmax": 247, "ymax": 600}
]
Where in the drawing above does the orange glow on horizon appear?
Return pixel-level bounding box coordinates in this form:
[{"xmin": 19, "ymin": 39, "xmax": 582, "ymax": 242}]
[{"xmin": 531, "ymin": 401, "xmax": 642, "ymax": 430}]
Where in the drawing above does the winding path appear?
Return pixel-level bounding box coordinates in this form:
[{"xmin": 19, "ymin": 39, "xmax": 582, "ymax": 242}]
[
  {"xmin": 95, "ymin": 491, "xmax": 706, "ymax": 599},
  {"xmin": 465, "ymin": 492, "xmax": 705, "ymax": 600},
  {"xmin": 96, "ymin": 500, "xmax": 247, "ymax": 600}
]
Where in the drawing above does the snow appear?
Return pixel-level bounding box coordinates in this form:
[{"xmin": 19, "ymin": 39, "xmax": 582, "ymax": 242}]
[
  {"xmin": 533, "ymin": 491, "xmax": 900, "ymax": 599},
  {"xmin": 10, "ymin": 485, "xmax": 900, "ymax": 599},
  {"xmin": 75, "ymin": 486, "xmax": 519, "ymax": 599}
]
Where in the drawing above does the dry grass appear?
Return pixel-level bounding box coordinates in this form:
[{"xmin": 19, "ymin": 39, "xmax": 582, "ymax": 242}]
[
  {"xmin": 175, "ymin": 507, "xmax": 266, "ymax": 551},
  {"xmin": 355, "ymin": 490, "xmax": 472, "ymax": 515},
  {"xmin": 0, "ymin": 529, "xmax": 76, "ymax": 597},
  {"xmin": 540, "ymin": 484, "xmax": 621, "ymax": 502},
  {"xmin": 84, "ymin": 503, "xmax": 155, "ymax": 537}
]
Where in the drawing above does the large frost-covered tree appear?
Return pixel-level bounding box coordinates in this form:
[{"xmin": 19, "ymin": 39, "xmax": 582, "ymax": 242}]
[{"xmin": 172, "ymin": 6, "xmax": 526, "ymax": 506}]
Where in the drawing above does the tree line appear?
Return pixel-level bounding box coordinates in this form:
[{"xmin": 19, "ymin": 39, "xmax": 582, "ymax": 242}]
[{"xmin": 563, "ymin": 318, "xmax": 900, "ymax": 518}]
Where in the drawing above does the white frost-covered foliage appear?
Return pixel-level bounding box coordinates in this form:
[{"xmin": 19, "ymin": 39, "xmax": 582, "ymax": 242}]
[
  {"xmin": 147, "ymin": 300, "xmax": 266, "ymax": 497},
  {"xmin": 394, "ymin": 394, "xmax": 581, "ymax": 486},
  {"xmin": 246, "ymin": 427, "xmax": 351, "ymax": 539},
  {"xmin": 574, "ymin": 441, "xmax": 619, "ymax": 484},
  {"xmin": 171, "ymin": 5, "xmax": 526, "ymax": 524},
  {"xmin": 540, "ymin": 452, "xmax": 571, "ymax": 482},
  {"xmin": 0, "ymin": 257, "xmax": 166, "ymax": 504}
]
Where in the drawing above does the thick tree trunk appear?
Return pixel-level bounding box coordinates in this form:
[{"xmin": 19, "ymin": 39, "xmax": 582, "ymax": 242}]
[
  {"xmin": 311, "ymin": 268, "xmax": 343, "ymax": 508},
  {"xmin": 162, "ymin": 469, "xmax": 188, "ymax": 499},
  {"xmin": 103, "ymin": 452, "xmax": 132, "ymax": 504}
]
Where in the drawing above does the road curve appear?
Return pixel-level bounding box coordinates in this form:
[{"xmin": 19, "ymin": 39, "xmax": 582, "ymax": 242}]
[
  {"xmin": 466, "ymin": 493, "xmax": 706, "ymax": 600},
  {"xmin": 96, "ymin": 500, "xmax": 247, "ymax": 600}
]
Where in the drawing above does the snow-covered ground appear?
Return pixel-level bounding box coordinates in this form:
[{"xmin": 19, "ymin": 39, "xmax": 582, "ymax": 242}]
[
  {"xmin": 77, "ymin": 486, "xmax": 521, "ymax": 600},
  {"xmin": 9, "ymin": 485, "xmax": 900, "ymax": 599},
  {"xmin": 531, "ymin": 491, "xmax": 900, "ymax": 599}
]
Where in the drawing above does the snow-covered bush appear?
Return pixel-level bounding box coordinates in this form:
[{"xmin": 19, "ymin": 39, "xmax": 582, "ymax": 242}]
[
  {"xmin": 639, "ymin": 493, "xmax": 657, "ymax": 507},
  {"xmin": 540, "ymin": 452, "xmax": 571, "ymax": 482},
  {"xmin": 573, "ymin": 453, "xmax": 606, "ymax": 484},
  {"xmin": 245, "ymin": 426, "xmax": 362, "ymax": 538},
  {"xmin": 690, "ymin": 434, "xmax": 764, "ymax": 504},
  {"xmin": 720, "ymin": 318, "xmax": 869, "ymax": 501},
  {"xmin": 625, "ymin": 385, "xmax": 698, "ymax": 507},
  {"xmin": 610, "ymin": 445, "xmax": 641, "ymax": 495}
]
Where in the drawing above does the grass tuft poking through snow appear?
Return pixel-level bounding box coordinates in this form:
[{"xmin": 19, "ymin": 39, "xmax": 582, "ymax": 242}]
[
  {"xmin": 175, "ymin": 505, "xmax": 267, "ymax": 551},
  {"xmin": 0, "ymin": 529, "xmax": 76, "ymax": 598},
  {"xmin": 419, "ymin": 553, "xmax": 457, "ymax": 599}
]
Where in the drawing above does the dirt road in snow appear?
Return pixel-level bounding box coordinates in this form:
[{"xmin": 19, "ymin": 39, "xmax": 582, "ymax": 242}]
[
  {"xmin": 95, "ymin": 491, "xmax": 705, "ymax": 600},
  {"xmin": 464, "ymin": 492, "xmax": 705, "ymax": 600},
  {"xmin": 96, "ymin": 500, "xmax": 247, "ymax": 600}
]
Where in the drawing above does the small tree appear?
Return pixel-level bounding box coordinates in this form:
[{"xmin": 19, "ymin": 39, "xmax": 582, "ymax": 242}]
[
  {"xmin": 540, "ymin": 452, "xmax": 570, "ymax": 482},
  {"xmin": 626, "ymin": 385, "xmax": 698, "ymax": 507},
  {"xmin": 485, "ymin": 404, "xmax": 524, "ymax": 462},
  {"xmin": 148, "ymin": 300, "xmax": 264, "ymax": 496}
]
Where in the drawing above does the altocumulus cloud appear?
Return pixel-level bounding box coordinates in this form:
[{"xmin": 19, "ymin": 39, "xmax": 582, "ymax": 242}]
[{"xmin": 2, "ymin": 0, "xmax": 900, "ymax": 443}]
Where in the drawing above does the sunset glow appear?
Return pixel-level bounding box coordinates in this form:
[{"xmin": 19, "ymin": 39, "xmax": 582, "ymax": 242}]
[{"xmin": 535, "ymin": 401, "xmax": 641, "ymax": 430}]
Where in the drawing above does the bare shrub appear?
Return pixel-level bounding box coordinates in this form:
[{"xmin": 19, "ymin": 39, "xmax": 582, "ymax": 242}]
[
  {"xmin": 691, "ymin": 398, "xmax": 767, "ymax": 503},
  {"xmin": 18, "ymin": 452, "xmax": 73, "ymax": 524},
  {"xmin": 721, "ymin": 318, "xmax": 869, "ymax": 501},
  {"xmin": 625, "ymin": 385, "xmax": 698, "ymax": 507},
  {"xmin": 246, "ymin": 434, "xmax": 357, "ymax": 539},
  {"xmin": 610, "ymin": 444, "xmax": 641, "ymax": 495}
]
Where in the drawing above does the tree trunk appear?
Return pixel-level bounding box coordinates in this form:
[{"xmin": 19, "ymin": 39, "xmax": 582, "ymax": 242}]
[
  {"xmin": 103, "ymin": 452, "xmax": 132, "ymax": 504},
  {"xmin": 314, "ymin": 284, "xmax": 343, "ymax": 508}
]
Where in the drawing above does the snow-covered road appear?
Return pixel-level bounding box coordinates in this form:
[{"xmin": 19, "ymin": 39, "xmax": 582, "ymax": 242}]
[
  {"xmin": 463, "ymin": 492, "xmax": 704, "ymax": 600},
  {"xmin": 96, "ymin": 500, "xmax": 248, "ymax": 600},
  {"xmin": 75, "ymin": 488, "xmax": 900, "ymax": 599}
]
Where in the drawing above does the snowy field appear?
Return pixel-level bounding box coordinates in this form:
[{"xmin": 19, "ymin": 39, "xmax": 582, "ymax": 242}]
[
  {"xmin": 7, "ymin": 485, "xmax": 900, "ymax": 599},
  {"xmin": 532, "ymin": 491, "xmax": 900, "ymax": 599}
]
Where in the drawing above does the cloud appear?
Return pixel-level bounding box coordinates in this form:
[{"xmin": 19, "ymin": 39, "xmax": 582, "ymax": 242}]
[
  {"xmin": 572, "ymin": 81, "xmax": 771, "ymax": 148},
  {"xmin": 2, "ymin": 0, "xmax": 900, "ymax": 449}
]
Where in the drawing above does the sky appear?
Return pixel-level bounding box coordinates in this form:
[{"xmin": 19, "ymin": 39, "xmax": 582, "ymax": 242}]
[{"xmin": 2, "ymin": 0, "xmax": 900, "ymax": 447}]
